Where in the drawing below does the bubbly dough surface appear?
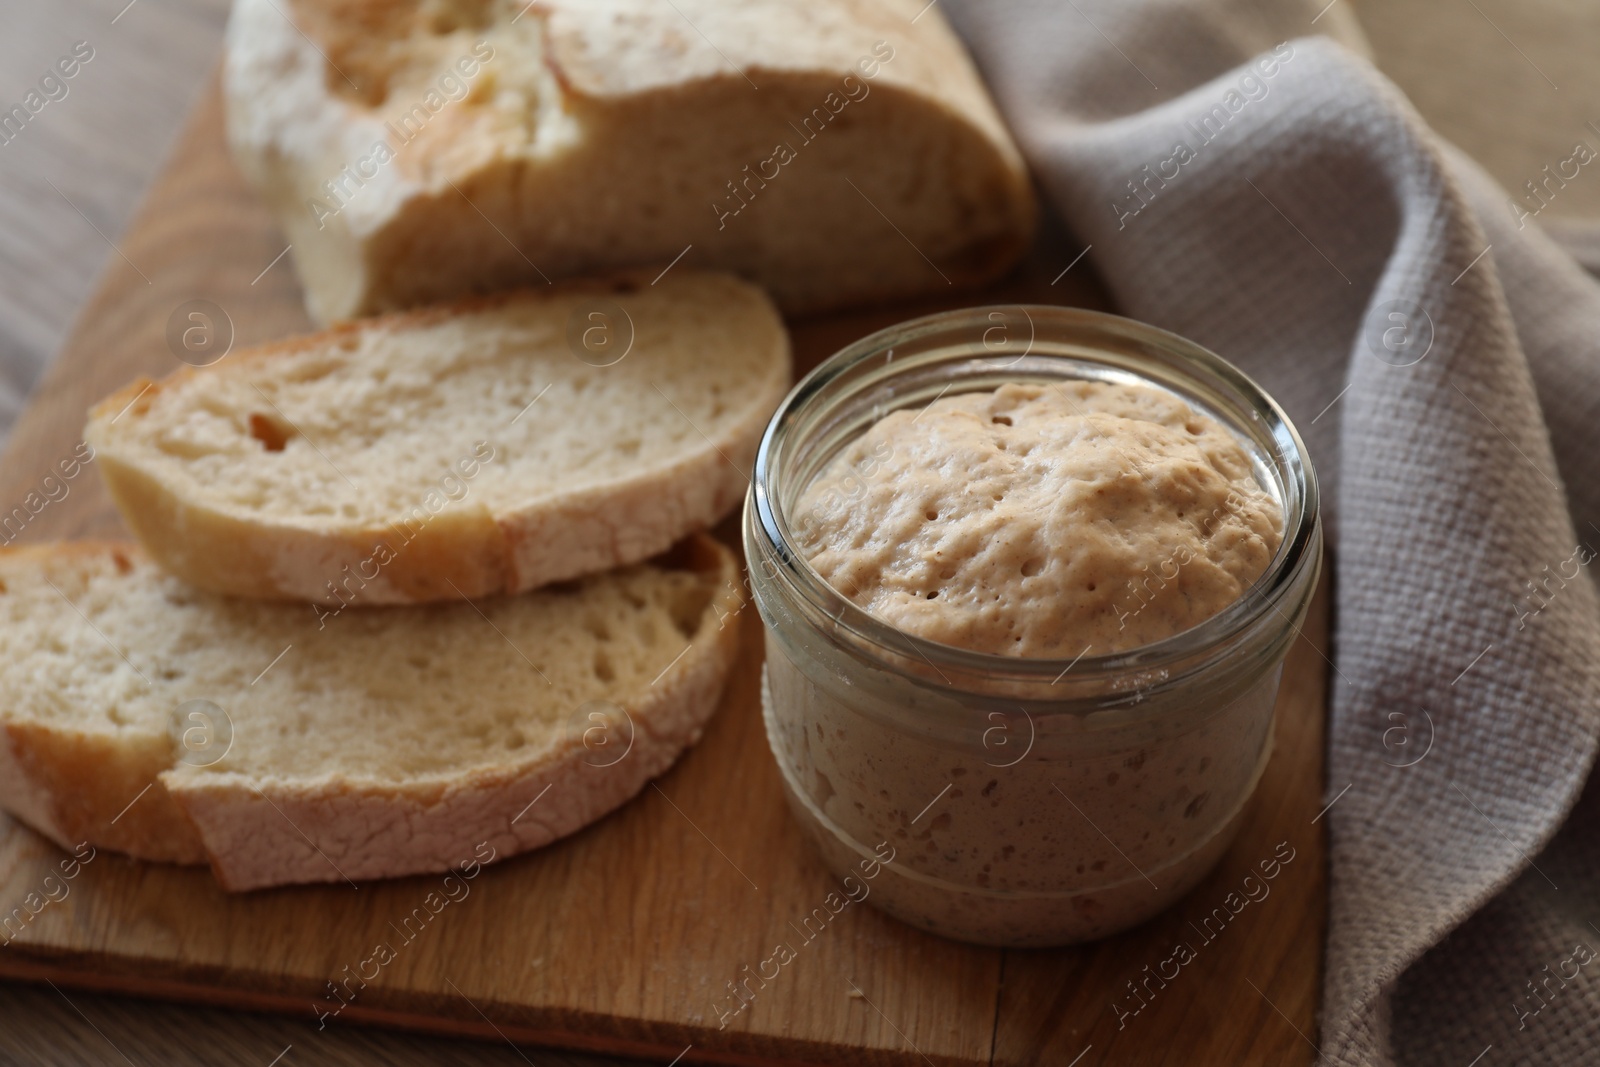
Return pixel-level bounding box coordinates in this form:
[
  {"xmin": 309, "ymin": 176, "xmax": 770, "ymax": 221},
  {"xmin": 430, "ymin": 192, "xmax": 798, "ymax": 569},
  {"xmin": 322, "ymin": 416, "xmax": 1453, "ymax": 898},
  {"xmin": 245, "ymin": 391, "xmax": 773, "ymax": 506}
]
[{"xmin": 792, "ymin": 381, "xmax": 1284, "ymax": 657}]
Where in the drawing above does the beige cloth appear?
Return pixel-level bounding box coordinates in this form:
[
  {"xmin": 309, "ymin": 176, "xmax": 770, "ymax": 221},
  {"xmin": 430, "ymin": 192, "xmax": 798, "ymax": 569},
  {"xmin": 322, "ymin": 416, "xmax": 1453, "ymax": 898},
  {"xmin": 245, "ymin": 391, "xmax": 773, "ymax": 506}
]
[{"xmin": 944, "ymin": 0, "xmax": 1600, "ymax": 1062}]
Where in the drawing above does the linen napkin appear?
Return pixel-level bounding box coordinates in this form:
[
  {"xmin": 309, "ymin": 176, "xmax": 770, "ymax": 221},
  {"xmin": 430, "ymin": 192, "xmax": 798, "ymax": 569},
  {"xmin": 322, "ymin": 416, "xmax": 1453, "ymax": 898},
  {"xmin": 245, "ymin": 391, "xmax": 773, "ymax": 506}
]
[{"xmin": 941, "ymin": 1, "xmax": 1600, "ymax": 1062}]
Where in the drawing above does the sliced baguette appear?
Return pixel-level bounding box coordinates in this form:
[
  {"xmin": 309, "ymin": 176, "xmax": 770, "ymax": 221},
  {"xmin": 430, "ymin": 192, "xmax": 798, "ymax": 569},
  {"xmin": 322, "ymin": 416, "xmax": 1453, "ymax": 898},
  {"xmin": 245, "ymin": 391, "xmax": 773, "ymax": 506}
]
[
  {"xmin": 86, "ymin": 271, "xmax": 787, "ymax": 605},
  {"xmin": 224, "ymin": 0, "xmax": 1037, "ymax": 324},
  {"xmin": 0, "ymin": 536, "xmax": 742, "ymax": 891}
]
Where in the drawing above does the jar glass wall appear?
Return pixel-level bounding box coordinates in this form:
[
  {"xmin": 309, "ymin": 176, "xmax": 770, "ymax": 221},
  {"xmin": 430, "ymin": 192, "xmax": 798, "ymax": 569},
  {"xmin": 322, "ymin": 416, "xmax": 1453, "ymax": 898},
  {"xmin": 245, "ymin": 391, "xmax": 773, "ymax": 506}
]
[{"xmin": 743, "ymin": 306, "xmax": 1321, "ymax": 948}]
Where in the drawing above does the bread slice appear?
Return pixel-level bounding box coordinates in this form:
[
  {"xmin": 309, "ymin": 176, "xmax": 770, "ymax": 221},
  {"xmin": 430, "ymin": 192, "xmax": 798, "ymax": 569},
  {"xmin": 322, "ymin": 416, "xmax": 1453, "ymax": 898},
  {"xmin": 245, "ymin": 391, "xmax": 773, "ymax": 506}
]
[
  {"xmin": 85, "ymin": 271, "xmax": 787, "ymax": 605},
  {"xmin": 0, "ymin": 536, "xmax": 742, "ymax": 891},
  {"xmin": 223, "ymin": 0, "xmax": 1037, "ymax": 324}
]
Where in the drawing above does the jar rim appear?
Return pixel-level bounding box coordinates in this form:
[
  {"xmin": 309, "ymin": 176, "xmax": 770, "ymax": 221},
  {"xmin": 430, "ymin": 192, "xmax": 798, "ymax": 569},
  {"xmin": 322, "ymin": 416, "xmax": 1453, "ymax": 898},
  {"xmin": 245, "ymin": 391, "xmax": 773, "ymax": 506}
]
[{"xmin": 747, "ymin": 305, "xmax": 1321, "ymax": 694}]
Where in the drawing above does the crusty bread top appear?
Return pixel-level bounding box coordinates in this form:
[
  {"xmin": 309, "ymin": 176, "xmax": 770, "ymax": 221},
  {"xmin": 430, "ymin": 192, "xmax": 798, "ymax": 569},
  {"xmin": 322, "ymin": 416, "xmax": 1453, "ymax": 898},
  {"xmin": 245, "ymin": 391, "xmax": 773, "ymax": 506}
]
[
  {"xmin": 86, "ymin": 269, "xmax": 787, "ymax": 539},
  {"xmin": 226, "ymin": 0, "xmax": 1036, "ymax": 323},
  {"xmin": 535, "ymin": 0, "xmax": 1015, "ymax": 137},
  {"xmin": 267, "ymin": 0, "xmax": 1024, "ymax": 175}
]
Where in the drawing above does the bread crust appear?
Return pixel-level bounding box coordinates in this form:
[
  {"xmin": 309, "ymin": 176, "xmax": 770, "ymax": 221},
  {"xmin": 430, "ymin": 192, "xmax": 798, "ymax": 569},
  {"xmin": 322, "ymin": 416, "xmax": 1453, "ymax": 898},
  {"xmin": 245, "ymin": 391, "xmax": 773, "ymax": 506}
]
[
  {"xmin": 0, "ymin": 542, "xmax": 209, "ymax": 864},
  {"xmin": 226, "ymin": 0, "xmax": 1037, "ymax": 323},
  {"xmin": 0, "ymin": 720, "xmax": 208, "ymax": 865},
  {"xmin": 85, "ymin": 273, "xmax": 789, "ymax": 604},
  {"xmin": 0, "ymin": 536, "xmax": 744, "ymax": 890}
]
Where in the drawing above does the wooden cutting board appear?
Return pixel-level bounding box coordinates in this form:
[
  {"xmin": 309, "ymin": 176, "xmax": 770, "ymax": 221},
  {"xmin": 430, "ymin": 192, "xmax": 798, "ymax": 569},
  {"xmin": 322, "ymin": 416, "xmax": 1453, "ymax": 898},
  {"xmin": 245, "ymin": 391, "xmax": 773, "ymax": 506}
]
[{"xmin": 0, "ymin": 79, "xmax": 1329, "ymax": 1067}]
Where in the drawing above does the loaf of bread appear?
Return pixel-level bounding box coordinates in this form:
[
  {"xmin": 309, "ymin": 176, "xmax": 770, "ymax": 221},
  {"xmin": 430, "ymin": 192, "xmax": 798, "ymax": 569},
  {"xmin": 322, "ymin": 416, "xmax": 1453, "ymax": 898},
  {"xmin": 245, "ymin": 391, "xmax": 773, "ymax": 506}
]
[
  {"xmin": 0, "ymin": 536, "xmax": 741, "ymax": 890},
  {"xmin": 224, "ymin": 0, "xmax": 1037, "ymax": 324},
  {"xmin": 85, "ymin": 271, "xmax": 788, "ymax": 604}
]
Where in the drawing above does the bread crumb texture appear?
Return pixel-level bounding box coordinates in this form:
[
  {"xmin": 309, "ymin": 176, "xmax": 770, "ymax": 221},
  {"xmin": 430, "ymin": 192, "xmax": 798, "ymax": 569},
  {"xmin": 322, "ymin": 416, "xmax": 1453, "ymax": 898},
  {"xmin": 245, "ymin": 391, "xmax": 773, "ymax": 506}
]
[
  {"xmin": 0, "ymin": 538, "xmax": 740, "ymax": 886},
  {"xmin": 793, "ymin": 382, "xmax": 1284, "ymax": 657},
  {"xmin": 96, "ymin": 274, "xmax": 778, "ymax": 525},
  {"xmin": 0, "ymin": 545, "xmax": 717, "ymax": 780}
]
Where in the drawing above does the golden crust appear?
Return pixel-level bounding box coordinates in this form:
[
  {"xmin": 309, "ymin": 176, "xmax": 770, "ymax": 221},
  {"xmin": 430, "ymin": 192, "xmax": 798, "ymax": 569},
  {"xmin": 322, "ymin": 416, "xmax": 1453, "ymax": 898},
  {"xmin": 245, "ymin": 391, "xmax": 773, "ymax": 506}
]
[{"xmin": 226, "ymin": 0, "xmax": 1037, "ymax": 321}]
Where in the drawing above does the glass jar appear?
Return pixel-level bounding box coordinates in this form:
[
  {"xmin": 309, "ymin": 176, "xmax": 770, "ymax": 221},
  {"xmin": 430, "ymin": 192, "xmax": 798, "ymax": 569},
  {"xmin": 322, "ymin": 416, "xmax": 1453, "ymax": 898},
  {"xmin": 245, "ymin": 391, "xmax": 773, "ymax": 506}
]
[{"xmin": 743, "ymin": 306, "xmax": 1321, "ymax": 948}]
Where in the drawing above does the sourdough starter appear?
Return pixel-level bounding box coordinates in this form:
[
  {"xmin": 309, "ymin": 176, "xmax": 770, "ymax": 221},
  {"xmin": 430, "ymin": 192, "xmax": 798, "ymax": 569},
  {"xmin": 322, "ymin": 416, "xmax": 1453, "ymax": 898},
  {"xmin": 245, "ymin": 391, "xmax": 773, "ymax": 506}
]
[{"xmin": 763, "ymin": 381, "xmax": 1286, "ymax": 944}]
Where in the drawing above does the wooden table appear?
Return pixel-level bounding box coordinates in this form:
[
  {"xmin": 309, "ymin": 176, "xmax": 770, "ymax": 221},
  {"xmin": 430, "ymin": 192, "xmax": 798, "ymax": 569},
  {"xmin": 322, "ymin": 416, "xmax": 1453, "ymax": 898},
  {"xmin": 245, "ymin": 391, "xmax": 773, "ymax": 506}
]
[
  {"xmin": 0, "ymin": 76, "xmax": 1331, "ymax": 1067},
  {"xmin": 0, "ymin": 0, "xmax": 228, "ymax": 439}
]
